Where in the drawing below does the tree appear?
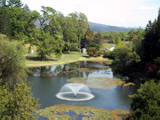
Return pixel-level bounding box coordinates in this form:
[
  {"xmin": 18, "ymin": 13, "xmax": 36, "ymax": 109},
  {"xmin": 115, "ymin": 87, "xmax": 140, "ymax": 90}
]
[
  {"xmin": 0, "ymin": 7, "xmax": 11, "ymax": 36},
  {"xmin": 39, "ymin": 6, "xmax": 62, "ymax": 35},
  {"xmin": 111, "ymin": 44, "xmax": 141, "ymax": 74},
  {"xmin": 93, "ymin": 32, "xmax": 102, "ymax": 49},
  {"xmin": 30, "ymin": 6, "xmax": 65, "ymax": 58},
  {"xmin": 0, "ymin": 34, "xmax": 26, "ymax": 87},
  {"xmin": 81, "ymin": 29, "xmax": 94, "ymax": 48},
  {"xmin": 8, "ymin": 0, "xmax": 23, "ymax": 7},
  {"xmin": 115, "ymin": 37, "xmax": 122, "ymax": 48},
  {"xmin": 62, "ymin": 17, "xmax": 79, "ymax": 52},
  {"xmin": 32, "ymin": 29, "xmax": 64, "ymax": 60},
  {"xmin": 0, "ymin": 0, "xmax": 23, "ymax": 7},
  {"xmin": 141, "ymin": 10, "xmax": 160, "ymax": 61},
  {"xmin": 32, "ymin": 30, "xmax": 54, "ymax": 60},
  {"xmin": 131, "ymin": 28, "xmax": 144, "ymax": 56},
  {"xmin": 0, "ymin": 0, "xmax": 6, "ymax": 7},
  {"xmin": 0, "ymin": 6, "xmax": 36, "ymax": 40},
  {"xmin": 0, "ymin": 35, "xmax": 40, "ymax": 119},
  {"xmin": 130, "ymin": 80, "xmax": 160, "ymax": 120},
  {"xmin": 0, "ymin": 82, "xmax": 39, "ymax": 120},
  {"xmin": 69, "ymin": 12, "xmax": 89, "ymax": 50}
]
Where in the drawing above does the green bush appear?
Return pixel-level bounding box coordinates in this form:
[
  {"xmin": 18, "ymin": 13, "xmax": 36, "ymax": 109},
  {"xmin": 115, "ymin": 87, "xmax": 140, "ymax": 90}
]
[
  {"xmin": 111, "ymin": 45, "xmax": 141, "ymax": 73},
  {"xmin": 130, "ymin": 80, "xmax": 160, "ymax": 120},
  {"xmin": 0, "ymin": 35, "xmax": 40, "ymax": 119},
  {"xmin": 87, "ymin": 47, "xmax": 100, "ymax": 57},
  {"xmin": 103, "ymin": 51, "xmax": 115, "ymax": 59}
]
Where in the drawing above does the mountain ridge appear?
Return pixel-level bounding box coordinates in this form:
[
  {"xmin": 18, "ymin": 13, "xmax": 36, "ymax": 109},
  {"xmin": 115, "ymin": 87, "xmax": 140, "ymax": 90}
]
[{"xmin": 89, "ymin": 22, "xmax": 133, "ymax": 32}]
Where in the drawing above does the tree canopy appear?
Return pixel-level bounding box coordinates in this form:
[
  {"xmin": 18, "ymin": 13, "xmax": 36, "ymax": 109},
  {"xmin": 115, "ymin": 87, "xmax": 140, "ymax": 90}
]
[
  {"xmin": 0, "ymin": 34, "xmax": 39, "ymax": 119},
  {"xmin": 130, "ymin": 80, "xmax": 160, "ymax": 120}
]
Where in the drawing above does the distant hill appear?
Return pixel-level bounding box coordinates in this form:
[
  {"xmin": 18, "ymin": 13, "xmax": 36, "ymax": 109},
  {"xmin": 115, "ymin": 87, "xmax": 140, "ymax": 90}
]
[{"xmin": 89, "ymin": 22, "xmax": 132, "ymax": 32}]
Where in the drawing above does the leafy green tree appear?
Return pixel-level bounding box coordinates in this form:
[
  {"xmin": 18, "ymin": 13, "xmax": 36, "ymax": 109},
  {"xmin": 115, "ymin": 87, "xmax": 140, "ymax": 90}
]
[
  {"xmin": 32, "ymin": 29, "xmax": 55, "ymax": 60},
  {"xmin": 39, "ymin": 6, "xmax": 62, "ymax": 35},
  {"xmin": 130, "ymin": 80, "xmax": 160, "ymax": 120},
  {"xmin": 0, "ymin": 82, "xmax": 40, "ymax": 120},
  {"xmin": 93, "ymin": 32, "xmax": 102, "ymax": 49},
  {"xmin": 127, "ymin": 29, "xmax": 138, "ymax": 41},
  {"xmin": 0, "ymin": 34, "xmax": 40, "ymax": 119},
  {"xmin": 0, "ymin": 6, "xmax": 36, "ymax": 41},
  {"xmin": 0, "ymin": 34, "xmax": 26, "ymax": 86},
  {"xmin": 32, "ymin": 29, "xmax": 64, "ymax": 60},
  {"xmin": 62, "ymin": 17, "xmax": 79, "ymax": 52},
  {"xmin": 69, "ymin": 12, "xmax": 89, "ymax": 49},
  {"xmin": 81, "ymin": 29, "xmax": 94, "ymax": 48},
  {"xmin": 111, "ymin": 44, "xmax": 141, "ymax": 74},
  {"xmin": 115, "ymin": 37, "xmax": 122, "ymax": 48},
  {"xmin": 0, "ymin": 7, "xmax": 11, "ymax": 36}
]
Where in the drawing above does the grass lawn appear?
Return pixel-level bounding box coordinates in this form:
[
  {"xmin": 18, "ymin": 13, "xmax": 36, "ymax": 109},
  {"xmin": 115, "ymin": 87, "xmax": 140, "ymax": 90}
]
[{"xmin": 26, "ymin": 52, "xmax": 112, "ymax": 67}]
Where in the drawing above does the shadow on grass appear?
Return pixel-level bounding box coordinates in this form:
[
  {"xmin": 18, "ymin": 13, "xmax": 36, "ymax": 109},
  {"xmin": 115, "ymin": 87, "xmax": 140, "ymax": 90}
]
[
  {"xmin": 26, "ymin": 56, "xmax": 58, "ymax": 61},
  {"xmin": 82, "ymin": 55, "xmax": 89, "ymax": 58}
]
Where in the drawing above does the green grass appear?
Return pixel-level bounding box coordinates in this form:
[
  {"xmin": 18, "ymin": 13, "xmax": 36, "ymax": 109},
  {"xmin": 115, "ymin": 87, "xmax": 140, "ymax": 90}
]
[
  {"xmin": 26, "ymin": 52, "xmax": 84, "ymax": 67},
  {"xmin": 26, "ymin": 51, "xmax": 112, "ymax": 67}
]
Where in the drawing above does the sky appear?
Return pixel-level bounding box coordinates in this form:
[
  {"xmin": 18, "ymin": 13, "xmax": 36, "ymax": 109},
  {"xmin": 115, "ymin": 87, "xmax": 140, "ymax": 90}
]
[{"xmin": 21, "ymin": 0, "xmax": 160, "ymax": 28}]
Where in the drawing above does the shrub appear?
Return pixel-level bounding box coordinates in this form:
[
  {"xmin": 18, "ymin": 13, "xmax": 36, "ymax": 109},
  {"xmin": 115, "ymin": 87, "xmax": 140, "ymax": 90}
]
[
  {"xmin": 111, "ymin": 45, "xmax": 141, "ymax": 73},
  {"xmin": 130, "ymin": 80, "xmax": 160, "ymax": 120},
  {"xmin": 87, "ymin": 47, "xmax": 100, "ymax": 57}
]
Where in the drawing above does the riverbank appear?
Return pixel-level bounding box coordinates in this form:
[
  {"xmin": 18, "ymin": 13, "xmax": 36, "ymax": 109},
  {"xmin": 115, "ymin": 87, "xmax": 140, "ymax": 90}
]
[{"xmin": 26, "ymin": 52, "xmax": 112, "ymax": 67}]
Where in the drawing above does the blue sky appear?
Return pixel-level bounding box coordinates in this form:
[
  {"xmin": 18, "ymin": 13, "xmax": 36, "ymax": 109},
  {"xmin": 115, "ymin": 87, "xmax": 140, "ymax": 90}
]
[{"xmin": 21, "ymin": 0, "xmax": 160, "ymax": 28}]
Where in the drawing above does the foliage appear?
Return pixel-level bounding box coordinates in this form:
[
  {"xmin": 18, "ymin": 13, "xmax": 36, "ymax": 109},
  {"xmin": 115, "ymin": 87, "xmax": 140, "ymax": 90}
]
[
  {"xmin": 115, "ymin": 36, "xmax": 122, "ymax": 48},
  {"xmin": 0, "ymin": 34, "xmax": 26, "ymax": 86},
  {"xmin": 0, "ymin": 0, "xmax": 23, "ymax": 7},
  {"xmin": 87, "ymin": 47, "xmax": 100, "ymax": 57},
  {"xmin": 101, "ymin": 31, "xmax": 128, "ymax": 43},
  {"xmin": 61, "ymin": 16, "xmax": 79, "ymax": 51},
  {"xmin": 130, "ymin": 80, "xmax": 160, "ymax": 120},
  {"xmin": 128, "ymin": 28, "xmax": 144, "ymax": 56},
  {"xmin": 0, "ymin": 35, "xmax": 40, "ymax": 119},
  {"xmin": 68, "ymin": 12, "xmax": 89, "ymax": 49},
  {"xmin": 82, "ymin": 30, "xmax": 102, "ymax": 56},
  {"xmin": 0, "ymin": 82, "xmax": 40, "ymax": 120},
  {"xmin": 0, "ymin": 7, "xmax": 11, "ymax": 36},
  {"xmin": 31, "ymin": 29, "xmax": 61, "ymax": 60},
  {"xmin": 141, "ymin": 12, "xmax": 160, "ymax": 61},
  {"xmin": 8, "ymin": 0, "xmax": 23, "ymax": 7},
  {"xmin": 0, "ymin": 6, "xmax": 37, "ymax": 41},
  {"xmin": 0, "ymin": 1, "xmax": 91, "ymax": 57},
  {"xmin": 110, "ymin": 44, "xmax": 141, "ymax": 74}
]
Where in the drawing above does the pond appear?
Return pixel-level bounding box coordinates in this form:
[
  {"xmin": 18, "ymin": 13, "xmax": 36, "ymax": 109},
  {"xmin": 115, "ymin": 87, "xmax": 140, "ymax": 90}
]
[{"xmin": 28, "ymin": 61, "xmax": 133, "ymax": 110}]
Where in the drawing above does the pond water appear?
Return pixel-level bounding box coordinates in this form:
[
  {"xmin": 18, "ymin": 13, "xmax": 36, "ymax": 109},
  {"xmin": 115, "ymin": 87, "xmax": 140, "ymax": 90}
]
[{"xmin": 28, "ymin": 61, "xmax": 133, "ymax": 110}]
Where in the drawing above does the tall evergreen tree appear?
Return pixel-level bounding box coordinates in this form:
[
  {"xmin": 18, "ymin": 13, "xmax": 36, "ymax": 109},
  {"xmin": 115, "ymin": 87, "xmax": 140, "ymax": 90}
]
[{"xmin": 141, "ymin": 9, "xmax": 160, "ymax": 61}]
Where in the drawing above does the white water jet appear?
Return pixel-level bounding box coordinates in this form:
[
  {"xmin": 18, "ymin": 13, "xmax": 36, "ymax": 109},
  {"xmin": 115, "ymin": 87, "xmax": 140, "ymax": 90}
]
[{"xmin": 56, "ymin": 83, "xmax": 94, "ymax": 101}]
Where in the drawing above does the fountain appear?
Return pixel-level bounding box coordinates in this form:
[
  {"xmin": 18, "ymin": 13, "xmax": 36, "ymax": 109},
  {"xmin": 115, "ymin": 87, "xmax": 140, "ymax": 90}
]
[{"xmin": 56, "ymin": 83, "xmax": 94, "ymax": 101}]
